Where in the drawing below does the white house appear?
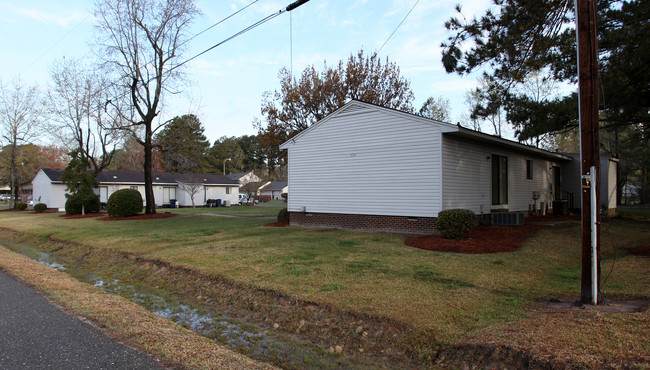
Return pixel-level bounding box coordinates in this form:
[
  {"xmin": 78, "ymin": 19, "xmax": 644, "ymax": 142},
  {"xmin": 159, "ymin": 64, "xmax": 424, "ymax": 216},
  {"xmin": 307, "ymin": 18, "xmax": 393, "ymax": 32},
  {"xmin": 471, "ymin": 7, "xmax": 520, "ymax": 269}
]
[
  {"xmin": 32, "ymin": 169, "xmax": 240, "ymax": 211},
  {"xmin": 260, "ymin": 181, "xmax": 288, "ymax": 200},
  {"xmin": 227, "ymin": 171, "xmax": 262, "ymax": 187},
  {"xmin": 280, "ymin": 100, "xmax": 617, "ymax": 234}
]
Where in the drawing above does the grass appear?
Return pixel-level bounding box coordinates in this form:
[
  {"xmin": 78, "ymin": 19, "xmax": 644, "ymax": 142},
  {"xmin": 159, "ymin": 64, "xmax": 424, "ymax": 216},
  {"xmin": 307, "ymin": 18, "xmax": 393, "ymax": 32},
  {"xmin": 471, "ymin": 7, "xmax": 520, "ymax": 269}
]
[
  {"xmin": 0, "ymin": 209, "xmax": 648, "ymax": 365},
  {"xmin": 617, "ymin": 206, "xmax": 650, "ymax": 221}
]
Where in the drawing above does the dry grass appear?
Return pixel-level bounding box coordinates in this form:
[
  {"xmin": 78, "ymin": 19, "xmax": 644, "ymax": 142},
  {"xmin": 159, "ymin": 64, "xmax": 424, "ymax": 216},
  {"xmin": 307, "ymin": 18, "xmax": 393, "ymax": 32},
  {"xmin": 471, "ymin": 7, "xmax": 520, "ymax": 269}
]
[
  {"xmin": 457, "ymin": 302, "xmax": 650, "ymax": 368},
  {"xmin": 0, "ymin": 246, "xmax": 274, "ymax": 370}
]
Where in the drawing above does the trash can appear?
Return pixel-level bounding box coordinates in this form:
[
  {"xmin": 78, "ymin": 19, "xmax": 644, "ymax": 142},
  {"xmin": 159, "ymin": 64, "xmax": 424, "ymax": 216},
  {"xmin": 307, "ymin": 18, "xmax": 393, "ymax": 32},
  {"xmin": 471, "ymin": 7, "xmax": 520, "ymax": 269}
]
[
  {"xmin": 170, "ymin": 199, "xmax": 176, "ymax": 208},
  {"xmin": 216, "ymin": 199, "xmax": 222, "ymax": 207}
]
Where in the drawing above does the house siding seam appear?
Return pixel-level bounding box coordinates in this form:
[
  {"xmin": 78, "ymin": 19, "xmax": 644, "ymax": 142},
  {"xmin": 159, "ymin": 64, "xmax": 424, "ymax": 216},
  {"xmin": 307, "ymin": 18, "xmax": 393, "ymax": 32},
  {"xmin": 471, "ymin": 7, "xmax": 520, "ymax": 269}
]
[{"xmin": 290, "ymin": 212, "xmax": 437, "ymax": 235}]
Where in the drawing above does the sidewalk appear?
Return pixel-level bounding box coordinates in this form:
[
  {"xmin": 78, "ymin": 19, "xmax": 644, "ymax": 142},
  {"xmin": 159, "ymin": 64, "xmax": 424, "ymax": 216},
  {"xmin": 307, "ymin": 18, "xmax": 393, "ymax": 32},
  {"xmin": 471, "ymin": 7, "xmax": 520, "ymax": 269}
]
[{"xmin": 0, "ymin": 269, "xmax": 161, "ymax": 369}]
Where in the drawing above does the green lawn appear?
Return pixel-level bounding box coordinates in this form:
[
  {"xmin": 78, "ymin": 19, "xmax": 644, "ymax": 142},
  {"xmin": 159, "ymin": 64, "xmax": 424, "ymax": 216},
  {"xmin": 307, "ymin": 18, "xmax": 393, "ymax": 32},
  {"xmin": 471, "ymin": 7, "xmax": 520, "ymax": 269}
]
[{"xmin": 617, "ymin": 206, "xmax": 650, "ymax": 220}]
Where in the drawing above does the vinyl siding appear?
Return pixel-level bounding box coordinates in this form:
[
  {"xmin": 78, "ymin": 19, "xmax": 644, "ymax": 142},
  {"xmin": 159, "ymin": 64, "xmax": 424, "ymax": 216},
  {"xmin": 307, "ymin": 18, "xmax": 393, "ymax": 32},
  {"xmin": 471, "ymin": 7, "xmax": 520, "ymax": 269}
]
[
  {"xmin": 603, "ymin": 159, "xmax": 617, "ymax": 210},
  {"xmin": 442, "ymin": 136, "xmax": 560, "ymax": 213},
  {"xmin": 286, "ymin": 105, "xmax": 444, "ymax": 217},
  {"xmin": 31, "ymin": 170, "xmax": 68, "ymax": 210}
]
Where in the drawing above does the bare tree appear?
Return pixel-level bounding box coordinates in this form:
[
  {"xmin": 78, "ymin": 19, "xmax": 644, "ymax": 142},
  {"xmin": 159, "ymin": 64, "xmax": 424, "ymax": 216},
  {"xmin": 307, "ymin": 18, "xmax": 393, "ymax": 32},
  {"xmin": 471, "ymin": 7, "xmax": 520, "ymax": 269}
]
[
  {"xmin": 47, "ymin": 58, "xmax": 123, "ymax": 174},
  {"xmin": 93, "ymin": 0, "xmax": 200, "ymax": 214},
  {"xmin": 0, "ymin": 78, "xmax": 43, "ymax": 208},
  {"xmin": 419, "ymin": 96, "xmax": 451, "ymax": 122},
  {"xmin": 177, "ymin": 174, "xmax": 204, "ymax": 208},
  {"xmin": 466, "ymin": 76, "xmax": 508, "ymax": 137}
]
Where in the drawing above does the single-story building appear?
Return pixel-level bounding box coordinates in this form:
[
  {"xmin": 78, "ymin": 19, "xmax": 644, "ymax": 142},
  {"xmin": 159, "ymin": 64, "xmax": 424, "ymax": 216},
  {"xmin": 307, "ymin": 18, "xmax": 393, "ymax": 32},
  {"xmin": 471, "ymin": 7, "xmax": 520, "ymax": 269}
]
[
  {"xmin": 280, "ymin": 100, "xmax": 617, "ymax": 234},
  {"xmin": 32, "ymin": 169, "xmax": 240, "ymax": 211},
  {"xmin": 227, "ymin": 171, "xmax": 262, "ymax": 187},
  {"xmin": 260, "ymin": 181, "xmax": 288, "ymax": 200}
]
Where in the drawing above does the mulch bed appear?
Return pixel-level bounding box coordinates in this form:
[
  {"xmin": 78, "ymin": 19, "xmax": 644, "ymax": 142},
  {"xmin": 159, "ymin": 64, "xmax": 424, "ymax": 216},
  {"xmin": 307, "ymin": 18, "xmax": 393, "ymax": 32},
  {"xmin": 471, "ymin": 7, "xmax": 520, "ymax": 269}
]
[
  {"xmin": 97, "ymin": 213, "xmax": 178, "ymax": 221},
  {"xmin": 61, "ymin": 212, "xmax": 107, "ymax": 219},
  {"xmin": 405, "ymin": 224, "xmax": 549, "ymax": 254},
  {"xmin": 264, "ymin": 221, "xmax": 289, "ymax": 227}
]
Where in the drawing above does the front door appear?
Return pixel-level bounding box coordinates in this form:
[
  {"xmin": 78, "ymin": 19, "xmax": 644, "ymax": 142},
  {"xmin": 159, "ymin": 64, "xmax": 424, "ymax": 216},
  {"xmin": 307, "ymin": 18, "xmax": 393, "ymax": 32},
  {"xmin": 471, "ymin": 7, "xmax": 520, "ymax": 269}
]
[{"xmin": 492, "ymin": 155, "xmax": 508, "ymax": 205}]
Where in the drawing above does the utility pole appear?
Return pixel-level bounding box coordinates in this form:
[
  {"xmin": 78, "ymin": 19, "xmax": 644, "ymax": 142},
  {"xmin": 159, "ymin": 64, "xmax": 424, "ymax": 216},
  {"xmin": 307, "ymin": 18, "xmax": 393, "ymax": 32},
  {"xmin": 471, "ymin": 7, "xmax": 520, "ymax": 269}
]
[{"xmin": 575, "ymin": 0, "xmax": 600, "ymax": 305}]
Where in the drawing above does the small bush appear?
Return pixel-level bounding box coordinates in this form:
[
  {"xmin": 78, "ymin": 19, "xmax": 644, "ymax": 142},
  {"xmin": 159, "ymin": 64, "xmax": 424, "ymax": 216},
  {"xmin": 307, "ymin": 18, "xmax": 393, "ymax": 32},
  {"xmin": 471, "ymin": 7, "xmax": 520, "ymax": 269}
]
[
  {"xmin": 33, "ymin": 203, "xmax": 48, "ymax": 212},
  {"xmin": 277, "ymin": 207, "xmax": 290, "ymax": 223},
  {"xmin": 65, "ymin": 193, "xmax": 101, "ymax": 215},
  {"xmin": 107, "ymin": 189, "xmax": 143, "ymax": 218},
  {"xmin": 437, "ymin": 209, "xmax": 476, "ymax": 239},
  {"xmin": 15, "ymin": 202, "xmax": 28, "ymax": 210}
]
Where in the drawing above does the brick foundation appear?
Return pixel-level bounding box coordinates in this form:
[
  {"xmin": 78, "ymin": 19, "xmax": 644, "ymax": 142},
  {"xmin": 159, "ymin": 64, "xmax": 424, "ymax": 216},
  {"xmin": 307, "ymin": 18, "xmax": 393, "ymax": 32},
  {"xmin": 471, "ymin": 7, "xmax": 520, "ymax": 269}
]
[{"xmin": 289, "ymin": 212, "xmax": 438, "ymax": 235}]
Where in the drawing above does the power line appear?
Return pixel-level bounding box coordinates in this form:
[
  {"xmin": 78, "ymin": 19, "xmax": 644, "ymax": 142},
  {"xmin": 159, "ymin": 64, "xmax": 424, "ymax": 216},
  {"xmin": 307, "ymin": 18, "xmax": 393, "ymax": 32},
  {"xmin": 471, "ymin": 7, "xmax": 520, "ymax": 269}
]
[
  {"xmin": 92, "ymin": 0, "xmax": 311, "ymax": 119},
  {"xmin": 183, "ymin": 0, "xmax": 260, "ymax": 48},
  {"xmin": 377, "ymin": 0, "xmax": 420, "ymax": 53},
  {"xmin": 21, "ymin": 14, "xmax": 92, "ymax": 75},
  {"xmin": 168, "ymin": 0, "xmax": 310, "ymax": 75}
]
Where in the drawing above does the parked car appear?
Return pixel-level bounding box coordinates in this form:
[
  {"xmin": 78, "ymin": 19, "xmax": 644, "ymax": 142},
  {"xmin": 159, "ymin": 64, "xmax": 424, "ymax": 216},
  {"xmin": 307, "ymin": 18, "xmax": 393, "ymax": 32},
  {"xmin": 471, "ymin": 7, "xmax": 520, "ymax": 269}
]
[{"xmin": 238, "ymin": 195, "xmax": 258, "ymax": 206}]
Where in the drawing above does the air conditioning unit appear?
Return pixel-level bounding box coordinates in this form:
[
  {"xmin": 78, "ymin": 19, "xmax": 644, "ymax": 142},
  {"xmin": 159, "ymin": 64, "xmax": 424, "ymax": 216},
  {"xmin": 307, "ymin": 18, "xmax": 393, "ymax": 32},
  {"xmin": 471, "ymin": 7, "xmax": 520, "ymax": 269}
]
[{"xmin": 491, "ymin": 211, "xmax": 525, "ymax": 226}]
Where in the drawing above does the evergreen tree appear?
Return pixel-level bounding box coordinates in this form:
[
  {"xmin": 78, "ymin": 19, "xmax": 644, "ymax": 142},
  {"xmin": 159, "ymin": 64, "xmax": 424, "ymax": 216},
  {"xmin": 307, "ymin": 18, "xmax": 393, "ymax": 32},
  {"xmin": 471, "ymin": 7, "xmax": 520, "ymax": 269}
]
[
  {"xmin": 155, "ymin": 114, "xmax": 210, "ymax": 173},
  {"xmin": 61, "ymin": 150, "xmax": 99, "ymax": 215}
]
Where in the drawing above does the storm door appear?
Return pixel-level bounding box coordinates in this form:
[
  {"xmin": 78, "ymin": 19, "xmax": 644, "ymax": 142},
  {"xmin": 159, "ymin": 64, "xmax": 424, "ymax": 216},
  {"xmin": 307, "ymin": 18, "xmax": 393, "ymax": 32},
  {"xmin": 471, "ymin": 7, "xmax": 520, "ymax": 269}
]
[{"xmin": 492, "ymin": 155, "xmax": 508, "ymax": 205}]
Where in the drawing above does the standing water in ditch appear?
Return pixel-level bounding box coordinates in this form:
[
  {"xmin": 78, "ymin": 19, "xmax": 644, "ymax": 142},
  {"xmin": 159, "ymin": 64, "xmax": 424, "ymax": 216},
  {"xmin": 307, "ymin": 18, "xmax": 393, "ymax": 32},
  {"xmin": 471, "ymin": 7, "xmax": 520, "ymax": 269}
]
[{"xmin": 1, "ymin": 239, "xmax": 351, "ymax": 368}]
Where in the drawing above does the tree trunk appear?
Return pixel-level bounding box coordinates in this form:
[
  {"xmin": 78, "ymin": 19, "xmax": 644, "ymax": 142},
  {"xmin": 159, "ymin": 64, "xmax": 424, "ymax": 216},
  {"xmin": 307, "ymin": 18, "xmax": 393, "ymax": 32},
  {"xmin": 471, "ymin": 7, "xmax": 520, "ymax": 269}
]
[
  {"xmin": 9, "ymin": 142, "xmax": 17, "ymax": 209},
  {"xmin": 143, "ymin": 124, "xmax": 156, "ymax": 214}
]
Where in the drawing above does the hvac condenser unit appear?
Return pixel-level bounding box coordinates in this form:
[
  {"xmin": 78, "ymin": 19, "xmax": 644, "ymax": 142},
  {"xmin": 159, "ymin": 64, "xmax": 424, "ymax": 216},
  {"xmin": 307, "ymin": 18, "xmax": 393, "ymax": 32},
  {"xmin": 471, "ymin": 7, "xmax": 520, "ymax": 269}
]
[{"xmin": 491, "ymin": 211, "xmax": 525, "ymax": 226}]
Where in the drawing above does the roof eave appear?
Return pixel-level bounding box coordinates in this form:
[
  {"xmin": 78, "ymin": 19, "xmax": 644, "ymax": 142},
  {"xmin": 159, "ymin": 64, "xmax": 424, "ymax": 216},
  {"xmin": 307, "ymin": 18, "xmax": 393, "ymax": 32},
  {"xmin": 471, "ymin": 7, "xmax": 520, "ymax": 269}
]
[{"xmin": 447, "ymin": 128, "xmax": 573, "ymax": 161}]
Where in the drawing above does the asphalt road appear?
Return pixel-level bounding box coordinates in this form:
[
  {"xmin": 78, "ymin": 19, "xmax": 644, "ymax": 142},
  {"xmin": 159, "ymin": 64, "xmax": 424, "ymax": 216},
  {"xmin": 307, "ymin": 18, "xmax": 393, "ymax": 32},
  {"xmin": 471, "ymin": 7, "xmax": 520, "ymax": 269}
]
[{"xmin": 0, "ymin": 269, "xmax": 162, "ymax": 369}]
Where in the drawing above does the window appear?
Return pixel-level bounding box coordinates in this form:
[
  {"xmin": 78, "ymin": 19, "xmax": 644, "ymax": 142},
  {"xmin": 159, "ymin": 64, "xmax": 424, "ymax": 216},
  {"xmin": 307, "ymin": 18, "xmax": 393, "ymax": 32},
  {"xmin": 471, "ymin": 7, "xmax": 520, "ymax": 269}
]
[
  {"xmin": 526, "ymin": 160, "xmax": 533, "ymax": 180},
  {"xmin": 163, "ymin": 187, "xmax": 176, "ymax": 203},
  {"xmin": 98, "ymin": 186, "xmax": 108, "ymax": 203},
  {"xmin": 492, "ymin": 155, "xmax": 508, "ymax": 205},
  {"xmin": 130, "ymin": 186, "xmax": 138, "ymax": 190},
  {"xmin": 226, "ymin": 187, "xmax": 231, "ymax": 194}
]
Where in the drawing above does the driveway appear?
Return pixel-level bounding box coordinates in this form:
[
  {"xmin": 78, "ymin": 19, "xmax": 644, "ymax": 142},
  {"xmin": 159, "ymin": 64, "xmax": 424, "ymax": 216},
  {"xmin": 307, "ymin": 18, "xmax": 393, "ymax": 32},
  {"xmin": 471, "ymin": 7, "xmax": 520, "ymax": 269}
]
[{"xmin": 0, "ymin": 269, "xmax": 162, "ymax": 369}]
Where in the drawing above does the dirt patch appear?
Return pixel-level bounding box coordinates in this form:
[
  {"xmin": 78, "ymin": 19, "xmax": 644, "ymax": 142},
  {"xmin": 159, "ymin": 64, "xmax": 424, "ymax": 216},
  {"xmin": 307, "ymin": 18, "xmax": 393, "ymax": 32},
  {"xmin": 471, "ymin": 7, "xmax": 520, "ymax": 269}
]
[
  {"xmin": 441, "ymin": 296, "xmax": 650, "ymax": 368},
  {"xmin": 405, "ymin": 224, "xmax": 548, "ymax": 254},
  {"xmin": 97, "ymin": 213, "xmax": 178, "ymax": 221},
  {"xmin": 61, "ymin": 212, "xmax": 107, "ymax": 219},
  {"xmin": 627, "ymin": 244, "xmax": 650, "ymax": 256},
  {"xmin": 264, "ymin": 221, "xmax": 288, "ymax": 227},
  {"xmin": 538, "ymin": 296, "xmax": 650, "ymax": 313}
]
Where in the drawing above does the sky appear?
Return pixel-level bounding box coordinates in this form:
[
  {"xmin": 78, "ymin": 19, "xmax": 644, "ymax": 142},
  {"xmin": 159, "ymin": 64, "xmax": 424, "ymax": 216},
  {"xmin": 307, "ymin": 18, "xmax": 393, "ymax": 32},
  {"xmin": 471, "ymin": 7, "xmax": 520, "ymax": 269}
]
[{"xmin": 0, "ymin": 0, "xmax": 496, "ymax": 145}]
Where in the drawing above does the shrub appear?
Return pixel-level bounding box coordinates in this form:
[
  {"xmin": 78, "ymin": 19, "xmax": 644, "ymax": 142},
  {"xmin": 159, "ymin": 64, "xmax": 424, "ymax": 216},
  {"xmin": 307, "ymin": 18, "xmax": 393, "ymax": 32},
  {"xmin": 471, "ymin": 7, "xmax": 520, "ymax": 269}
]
[
  {"xmin": 437, "ymin": 209, "xmax": 476, "ymax": 239},
  {"xmin": 107, "ymin": 189, "xmax": 143, "ymax": 218},
  {"xmin": 15, "ymin": 202, "xmax": 28, "ymax": 210},
  {"xmin": 65, "ymin": 193, "xmax": 101, "ymax": 215},
  {"xmin": 277, "ymin": 207, "xmax": 290, "ymax": 223},
  {"xmin": 33, "ymin": 203, "xmax": 48, "ymax": 212}
]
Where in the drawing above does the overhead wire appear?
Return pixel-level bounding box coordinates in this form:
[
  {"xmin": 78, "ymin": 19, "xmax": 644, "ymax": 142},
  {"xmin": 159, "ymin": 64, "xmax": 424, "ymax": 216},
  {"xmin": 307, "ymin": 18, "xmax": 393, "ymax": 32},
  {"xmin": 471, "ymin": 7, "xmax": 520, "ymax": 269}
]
[
  {"xmin": 377, "ymin": 0, "xmax": 420, "ymax": 53},
  {"xmin": 89, "ymin": 0, "xmax": 309, "ymax": 119}
]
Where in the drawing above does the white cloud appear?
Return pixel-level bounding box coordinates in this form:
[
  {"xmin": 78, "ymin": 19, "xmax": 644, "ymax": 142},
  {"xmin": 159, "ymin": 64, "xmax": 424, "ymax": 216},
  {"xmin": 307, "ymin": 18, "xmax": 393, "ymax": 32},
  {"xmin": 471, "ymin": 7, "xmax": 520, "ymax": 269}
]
[{"xmin": 3, "ymin": 3, "xmax": 88, "ymax": 27}]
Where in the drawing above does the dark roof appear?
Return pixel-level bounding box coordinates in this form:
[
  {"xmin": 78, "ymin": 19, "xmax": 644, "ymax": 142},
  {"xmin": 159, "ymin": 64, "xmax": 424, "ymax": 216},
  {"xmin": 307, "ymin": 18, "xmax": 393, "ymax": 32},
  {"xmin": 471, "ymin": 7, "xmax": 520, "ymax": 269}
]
[
  {"xmin": 40, "ymin": 169, "xmax": 237, "ymax": 185},
  {"xmin": 42, "ymin": 168, "xmax": 64, "ymax": 182},
  {"xmin": 226, "ymin": 172, "xmax": 246, "ymax": 180},
  {"xmin": 265, "ymin": 181, "xmax": 288, "ymax": 191}
]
